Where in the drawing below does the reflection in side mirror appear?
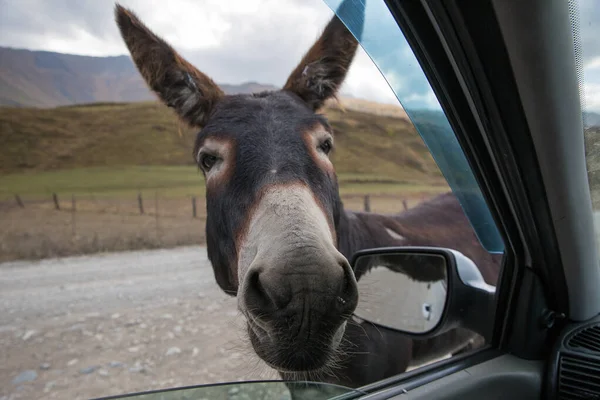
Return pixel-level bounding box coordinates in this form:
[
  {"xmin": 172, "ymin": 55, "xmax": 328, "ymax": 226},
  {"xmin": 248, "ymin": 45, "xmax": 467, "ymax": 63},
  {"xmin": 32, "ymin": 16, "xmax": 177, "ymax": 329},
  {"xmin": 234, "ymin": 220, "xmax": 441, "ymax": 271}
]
[
  {"xmin": 353, "ymin": 252, "xmax": 448, "ymax": 334},
  {"xmin": 350, "ymin": 247, "xmax": 497, "ymax": 340}
]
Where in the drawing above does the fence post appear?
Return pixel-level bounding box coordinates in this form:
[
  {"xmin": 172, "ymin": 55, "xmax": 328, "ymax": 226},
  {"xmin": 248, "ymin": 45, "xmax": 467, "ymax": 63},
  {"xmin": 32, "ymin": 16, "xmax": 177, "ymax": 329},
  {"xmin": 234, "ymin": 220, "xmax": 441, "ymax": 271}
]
[
  {"xmin": 138, "ymin": 193, "xmax": 144, "ymax": 215},
  {"xmin": 15, "ymin": 194, "xmax": 24, "ymax": 208},
  {"xmin": 364, "ymin": 195, "xmax": 371, "ymax": 212},
  {"xmin": 402, "ymin": 199, "xmax": 408, "ymax": 211},
  {"xmin": 155, "ymin": 192, "xmax": 160, "ymax": 242},
  {"xmin": 192, "ymin": 196, "xmax": 197, "ymax": 218},
  {"xmin": 53, "ymin": 193, "xmax": 60, "ymax": 210},
  {"xmin": 71, "ymin": 194, "xmax": 76, "ymax": 238}
]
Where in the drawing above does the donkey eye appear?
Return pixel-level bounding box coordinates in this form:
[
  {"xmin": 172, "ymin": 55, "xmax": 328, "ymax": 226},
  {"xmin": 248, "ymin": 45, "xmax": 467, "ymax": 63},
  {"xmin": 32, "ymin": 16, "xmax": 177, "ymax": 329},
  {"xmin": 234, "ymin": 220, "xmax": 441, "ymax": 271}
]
[
  {"xmin": 200, "ymin": 154, "xmax": 218, "ymax": 171},
  {"xmin": 319, "ymin": 139, "xmax": 333, "ymax": 155}
]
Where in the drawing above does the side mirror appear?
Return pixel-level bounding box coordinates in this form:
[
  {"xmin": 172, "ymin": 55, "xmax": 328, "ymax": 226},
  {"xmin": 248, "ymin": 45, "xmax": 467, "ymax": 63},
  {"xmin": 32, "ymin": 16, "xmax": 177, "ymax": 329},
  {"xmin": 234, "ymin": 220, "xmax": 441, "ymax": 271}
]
[{"xmin": 350, "ymin": 247, "xmax": 496, "ymax": 340}]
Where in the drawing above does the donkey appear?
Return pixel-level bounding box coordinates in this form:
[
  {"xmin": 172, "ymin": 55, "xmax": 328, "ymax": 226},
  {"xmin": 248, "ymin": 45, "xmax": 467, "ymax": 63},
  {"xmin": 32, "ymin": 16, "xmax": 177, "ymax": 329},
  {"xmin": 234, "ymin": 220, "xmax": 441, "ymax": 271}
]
[{"xmin": 115, "ymin": 2, "xmax": 502, "ymax": 389}]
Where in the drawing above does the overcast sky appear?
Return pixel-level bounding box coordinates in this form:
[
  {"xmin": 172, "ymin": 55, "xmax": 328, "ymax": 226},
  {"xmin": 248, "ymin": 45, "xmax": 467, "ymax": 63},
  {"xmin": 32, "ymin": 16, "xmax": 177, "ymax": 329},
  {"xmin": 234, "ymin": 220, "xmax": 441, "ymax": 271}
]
[{"xmin": 0, "ymin": 0, "xmax": 599, "ymax": 111}]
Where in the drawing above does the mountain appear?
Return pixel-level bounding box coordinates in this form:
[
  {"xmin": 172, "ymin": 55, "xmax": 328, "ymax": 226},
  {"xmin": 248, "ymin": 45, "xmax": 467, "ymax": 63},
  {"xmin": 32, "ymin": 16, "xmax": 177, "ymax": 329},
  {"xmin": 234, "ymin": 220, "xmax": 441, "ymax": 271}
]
[
  {"xmin": 0, "ymin": 46, "xmax": 278, "ymax": 108},
  {"xmin": 584, "ymin": 111, "xmax": 600, "ymax": 128}
]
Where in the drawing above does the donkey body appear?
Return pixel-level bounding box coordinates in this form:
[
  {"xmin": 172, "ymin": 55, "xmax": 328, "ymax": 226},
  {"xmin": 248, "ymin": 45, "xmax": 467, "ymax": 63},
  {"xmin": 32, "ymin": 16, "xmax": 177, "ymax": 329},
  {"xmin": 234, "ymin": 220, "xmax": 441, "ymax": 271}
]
[{"xmin": 115, "ymin": 1, "xmax": 501, "ymax": 389}]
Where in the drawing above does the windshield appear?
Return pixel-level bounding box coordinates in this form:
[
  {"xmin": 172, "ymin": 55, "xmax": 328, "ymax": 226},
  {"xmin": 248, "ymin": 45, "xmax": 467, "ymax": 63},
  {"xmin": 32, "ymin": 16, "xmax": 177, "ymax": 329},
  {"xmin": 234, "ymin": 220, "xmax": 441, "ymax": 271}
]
[
  {"xmin": 94, "ymin": 380, "xmax": 364, "ymax": 400},
  {"xmin": 323, "ymin": 0, "xmax": 504, "ymax": 254},
  {"xmin": 577, "ymin": 0, "xmax": 600, "ymax": 252}
]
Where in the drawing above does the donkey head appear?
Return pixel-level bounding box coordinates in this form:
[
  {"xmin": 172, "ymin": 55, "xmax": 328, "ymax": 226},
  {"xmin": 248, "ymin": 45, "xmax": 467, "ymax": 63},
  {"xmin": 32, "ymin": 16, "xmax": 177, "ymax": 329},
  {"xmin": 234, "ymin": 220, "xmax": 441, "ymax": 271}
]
[{"xmin": 115, "ymin": 3, "xmax": 363, "ymax": 373}]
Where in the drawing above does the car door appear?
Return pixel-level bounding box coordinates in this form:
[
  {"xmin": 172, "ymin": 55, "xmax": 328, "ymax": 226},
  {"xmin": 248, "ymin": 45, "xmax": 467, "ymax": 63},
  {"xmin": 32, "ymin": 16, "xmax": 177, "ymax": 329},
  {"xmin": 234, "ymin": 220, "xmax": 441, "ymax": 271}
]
[{"xmin": 321, "ymin": 0, "xmax": 600, "ymax": 398}]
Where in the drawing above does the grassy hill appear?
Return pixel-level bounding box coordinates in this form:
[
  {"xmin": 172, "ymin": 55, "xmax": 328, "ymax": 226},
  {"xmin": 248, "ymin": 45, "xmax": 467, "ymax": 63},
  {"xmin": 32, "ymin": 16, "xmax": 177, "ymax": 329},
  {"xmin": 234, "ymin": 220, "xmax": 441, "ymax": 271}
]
[
  {"xmin": 0, "ymin": 99, "xmax": 448, "ymax": 261},
  {"xmin": 0, "ymin": 100, "xmax": 442, "ymax": 181}
]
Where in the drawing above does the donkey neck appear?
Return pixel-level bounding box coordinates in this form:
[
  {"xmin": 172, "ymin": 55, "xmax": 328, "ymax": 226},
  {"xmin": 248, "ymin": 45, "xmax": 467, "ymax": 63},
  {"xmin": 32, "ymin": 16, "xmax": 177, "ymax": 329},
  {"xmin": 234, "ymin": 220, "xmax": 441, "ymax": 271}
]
[
  {"xmin": 336, "ymin": 208, "xmax": 405, "ymax": 261},
  {"xmin": 335, "ymin": 193, "xmax": 502, "ymax": 286}
]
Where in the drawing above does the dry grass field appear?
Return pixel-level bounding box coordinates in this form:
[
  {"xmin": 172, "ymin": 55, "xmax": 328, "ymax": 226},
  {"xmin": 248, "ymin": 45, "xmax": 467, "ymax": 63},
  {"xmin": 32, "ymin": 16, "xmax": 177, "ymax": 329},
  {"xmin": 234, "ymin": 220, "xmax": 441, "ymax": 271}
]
[{"xmin": 0, "ymin": 190, "xmax": 447, "ymax": 263}]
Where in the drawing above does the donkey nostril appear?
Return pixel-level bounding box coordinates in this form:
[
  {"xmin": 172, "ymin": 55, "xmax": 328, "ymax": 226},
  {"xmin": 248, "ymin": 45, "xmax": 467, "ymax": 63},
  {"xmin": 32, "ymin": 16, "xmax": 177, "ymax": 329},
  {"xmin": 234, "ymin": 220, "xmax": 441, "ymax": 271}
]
[
  {"xmin": 245, "ymin": 269, "xmax": 289, "ymax": 312},
  {"xmin": 246, "ymin": 270, "xmax": 270, "ymax": 309},
  {"xmin": 338, "ymin": 259, "xmax": 358, "ymax": 312}
]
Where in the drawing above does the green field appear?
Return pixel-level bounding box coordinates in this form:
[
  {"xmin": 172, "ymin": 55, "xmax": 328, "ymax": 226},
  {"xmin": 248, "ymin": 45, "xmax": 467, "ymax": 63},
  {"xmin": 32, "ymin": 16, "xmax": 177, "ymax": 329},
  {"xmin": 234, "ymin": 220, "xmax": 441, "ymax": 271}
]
[{"xmin": 0, "ymin": 166, "xmax": 447, "ymax": 201}]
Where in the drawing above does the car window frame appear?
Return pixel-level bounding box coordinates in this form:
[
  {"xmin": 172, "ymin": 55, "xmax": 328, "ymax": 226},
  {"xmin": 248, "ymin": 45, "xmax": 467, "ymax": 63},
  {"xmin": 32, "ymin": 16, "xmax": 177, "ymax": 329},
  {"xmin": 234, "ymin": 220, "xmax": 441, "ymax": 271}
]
[{"xmin": 320, "ymin": 0, "xmax": 583, "ymax": 395}]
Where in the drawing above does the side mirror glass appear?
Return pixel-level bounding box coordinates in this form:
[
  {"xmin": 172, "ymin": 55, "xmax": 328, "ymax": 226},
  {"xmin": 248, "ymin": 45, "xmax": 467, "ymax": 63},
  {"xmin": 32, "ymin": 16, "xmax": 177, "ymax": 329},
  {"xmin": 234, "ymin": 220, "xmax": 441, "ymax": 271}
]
[
  {"xmin": 350, "ymin": 247, "xmax": 496, "ymax": 339},
  {"xmin": 353, "ymin": 251, "xmax": 448, "ymax": 334}
]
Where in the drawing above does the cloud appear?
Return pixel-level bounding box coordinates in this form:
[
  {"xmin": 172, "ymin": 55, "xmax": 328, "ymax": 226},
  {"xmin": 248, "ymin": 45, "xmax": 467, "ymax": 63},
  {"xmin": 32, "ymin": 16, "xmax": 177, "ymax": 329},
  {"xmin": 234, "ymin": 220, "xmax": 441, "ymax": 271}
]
[
  {"xmin": 578, "ymin": 0, "xmax": 600, "ymax": 113},
  {"xmin": 2, "ymin": 0, "xmax": 598, "ymax": 111},
  {"xmin": 0, "ymin": 0, "xmax": 403, "ymax": 106}
]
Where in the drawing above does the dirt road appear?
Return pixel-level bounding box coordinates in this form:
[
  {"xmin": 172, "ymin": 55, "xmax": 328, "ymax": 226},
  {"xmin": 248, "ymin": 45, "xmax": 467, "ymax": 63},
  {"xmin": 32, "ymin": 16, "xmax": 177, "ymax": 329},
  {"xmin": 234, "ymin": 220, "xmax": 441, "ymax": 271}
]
[{"xmin": 0, "ymin": 246, "xmax": 279, "ymax": 400}]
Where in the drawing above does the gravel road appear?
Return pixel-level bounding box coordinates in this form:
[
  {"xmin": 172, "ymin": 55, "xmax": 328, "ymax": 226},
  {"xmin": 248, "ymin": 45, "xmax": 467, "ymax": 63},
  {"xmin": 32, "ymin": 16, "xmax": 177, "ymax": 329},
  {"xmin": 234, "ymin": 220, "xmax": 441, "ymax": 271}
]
[
  {"xmin": 0, "ymin": 246, "xmax": 279, "ymax": 400},
  {"xmin": 0, "ymin": 245, "xmax": 452, "ymax": 400}
]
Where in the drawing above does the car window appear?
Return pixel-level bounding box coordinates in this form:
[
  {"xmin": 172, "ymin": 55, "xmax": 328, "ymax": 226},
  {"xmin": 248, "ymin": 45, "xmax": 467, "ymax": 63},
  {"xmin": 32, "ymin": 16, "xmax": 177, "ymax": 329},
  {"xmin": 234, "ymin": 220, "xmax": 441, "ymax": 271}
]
[
  {"xmin": 94, "ymin": 380, "xmax": 363, "ymax": 400},
  {"xmin": 577, "ymin": 0, "xmax": 600, "ymax": 252},
  {"xmin": 324, "ymin": 0, "xmax": 504, "ymax": 254}
]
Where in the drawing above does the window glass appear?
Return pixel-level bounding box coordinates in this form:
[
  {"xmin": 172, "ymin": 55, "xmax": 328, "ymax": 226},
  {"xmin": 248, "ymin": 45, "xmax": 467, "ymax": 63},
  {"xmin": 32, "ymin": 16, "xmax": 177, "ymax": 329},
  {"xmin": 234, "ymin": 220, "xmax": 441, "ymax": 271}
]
[
  {"xmin": 576, "ymin": 0, "xmax": 600, "ymax": 252},
  {"xmin": 323, "ymin": 0, "xmax": 505, "ymax": 254}
]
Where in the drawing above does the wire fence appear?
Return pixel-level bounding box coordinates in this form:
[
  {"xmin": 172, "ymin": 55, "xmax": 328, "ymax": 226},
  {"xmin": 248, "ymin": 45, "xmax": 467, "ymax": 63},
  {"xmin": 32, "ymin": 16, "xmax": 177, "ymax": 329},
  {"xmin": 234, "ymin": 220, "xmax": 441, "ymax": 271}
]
[{"xmin": 0, "ymin": 192, "xmax": 431, "ymax": 263}]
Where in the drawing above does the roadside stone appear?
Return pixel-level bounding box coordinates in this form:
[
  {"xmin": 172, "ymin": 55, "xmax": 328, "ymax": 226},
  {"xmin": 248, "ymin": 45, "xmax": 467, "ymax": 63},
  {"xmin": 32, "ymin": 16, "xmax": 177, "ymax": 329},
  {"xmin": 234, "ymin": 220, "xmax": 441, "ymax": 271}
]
[
  {"xmin": 98, "ymin": 368, "xmax": 109, "ymax": 377},
  {"xmin": 128, "ymin": 346, "xmax": 140, "ymax": 353},
  {"xmin": 128, "ymin": 362, "xmax": 149, "ymax": 374},
  {"xmin": 111, "ymin": 313, "xmax": 121, "ymax": 319},
  {"xmin": 174, "ymin": 325, "xmax": 182, "ymax": 333},
  {"xmin": 79, "ymin": 366, "xmax": 99, "ymax": 375},
  {"xmin": 166, "ymin": 346, "xmax": 181, "ymax": 356},
  {"xmin": 67, "ymin": 358, "xmax": 79, "ymax": 366},
  {"xmin": 67, "ymin": 323, "xmax": 85, "ymax": 332},
  {"xmin": 44, "ymin": 381, "xmax": 56, "ymax": 393},
  {"xmin": 192, "ymin": 347, "xmax": 199, "ymax": 357},
  {"xmin": 40, "ymin": 362, "xmax": 51, "ymax": 370},
  {"xmin": 108, "ymin": 361, "xmax": 123, "ymax": 368},
  {"xmin": 22, "ymin": 330, "xmax": 36, "ymax": 341},
  {"xmin": 12, "ymin": 370, "xmax": 37, "ymax": 384}
]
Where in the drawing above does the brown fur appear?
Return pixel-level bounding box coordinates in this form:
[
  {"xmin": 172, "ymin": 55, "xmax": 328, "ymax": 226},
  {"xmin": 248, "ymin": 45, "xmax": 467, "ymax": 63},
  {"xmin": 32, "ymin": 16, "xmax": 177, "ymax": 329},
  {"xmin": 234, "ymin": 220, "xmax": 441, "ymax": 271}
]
[
  {"xmin": 302, "ymin": 128, "xmax": 336, "ymax": 177},
  {"xmin": 342, "ymin": 193, "xmax": 501, "ymax": 285},
  {"xmin": 198, "ymin": 137, "xmax": 237, "ymax": 193},
  {"xmin": 115, "ymin": 5, "xmax": 224, "ymax": 127},
  {"xmin": 283, "ymin": 17, "xmax": 359, "ymax": 110}
]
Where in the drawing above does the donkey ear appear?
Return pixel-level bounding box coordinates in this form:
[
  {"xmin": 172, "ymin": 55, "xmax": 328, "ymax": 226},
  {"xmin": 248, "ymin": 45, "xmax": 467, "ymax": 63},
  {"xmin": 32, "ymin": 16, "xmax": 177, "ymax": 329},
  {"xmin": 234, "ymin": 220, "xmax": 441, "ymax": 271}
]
[
  {"xmin": 115, "ymin": 4, "xmax": 224, "ymax": 127},
  {"xmin": 283, "ymin": 14, "xmax": 360, "ymax": 110}
]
